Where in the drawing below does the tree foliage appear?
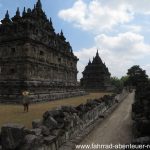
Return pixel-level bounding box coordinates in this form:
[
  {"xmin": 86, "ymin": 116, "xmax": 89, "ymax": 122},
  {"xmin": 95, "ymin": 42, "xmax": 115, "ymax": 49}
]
[{"xmin": 126, "ymin": 65, "xmax": 148, "ymax": 88}]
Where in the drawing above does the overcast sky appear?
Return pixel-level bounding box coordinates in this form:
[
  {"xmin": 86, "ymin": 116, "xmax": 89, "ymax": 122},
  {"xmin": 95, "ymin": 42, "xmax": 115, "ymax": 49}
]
[{"xmin": 0, "ymin": 0, "xmax": 150, "ymax": 79}]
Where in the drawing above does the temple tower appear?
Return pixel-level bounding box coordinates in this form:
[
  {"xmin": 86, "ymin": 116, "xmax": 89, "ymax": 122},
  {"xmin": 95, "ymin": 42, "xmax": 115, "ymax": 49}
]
[{"xmin": 81, "ymin": 50, "xmax": 112, "ymax": 91}]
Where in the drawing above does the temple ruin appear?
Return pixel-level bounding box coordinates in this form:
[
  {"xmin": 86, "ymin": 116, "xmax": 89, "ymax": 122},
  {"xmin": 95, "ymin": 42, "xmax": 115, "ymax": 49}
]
[
  {"xmin": 0, "ymin": 0, "xmax": 85, "ymax": 103},
  {"xmin": 81, "ymin": 50, "xmax": 112, "ymax": 91}
]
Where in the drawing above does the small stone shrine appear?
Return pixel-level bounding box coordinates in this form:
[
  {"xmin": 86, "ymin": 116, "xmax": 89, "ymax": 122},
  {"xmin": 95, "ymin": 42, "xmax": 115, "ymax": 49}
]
[{"xmin": 81, "ymin": 50, "xmax": 112, "ymax": 91}]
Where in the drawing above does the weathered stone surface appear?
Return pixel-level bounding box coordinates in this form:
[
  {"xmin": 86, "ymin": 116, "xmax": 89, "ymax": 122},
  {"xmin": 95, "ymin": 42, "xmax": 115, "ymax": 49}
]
[
  {"xmin": 1, "ymin": 123, "xmax": 25, "ymax": 149},
  {"xmin": 60, "ymin": 106, "xmax": 77, "ymax": 113},
  {"xmin": 43, "ymin": 109, "xmax": 71, "ymax": 130},
  {"xmin": 24, "ymin": 128, "xmax": 42, "ymax": 136},
  {"xmin": 76, "ymin": 104, "xmax": 87, "ymax": 114},
  {"xmin": 43, "ymin": 110, "xmax": 64, "ymax": 120},
  {"xmin": 32, "ymin": 119, "xmax": 43, "ymax": 129},
  {"xmin": 44, "ymin": 135, "xmax": 56, "ymax": 144},
  {"xmin": 51, "ymin": 129, "xmax": 65, "ymax": 137},
  {"xmin": 132, "ymin": 136, "xmax": 150, "ymax": 144},
  {"xmin": 20, "ymin": 134, "xmax": 43, "ymax": 150},
  {"xmin": 43, "ymin": 116, "xmax": 58, "ymax": 130},
  {"xmin": 39, "ymin": 126, "xmax": 50, "ymax": 136}
]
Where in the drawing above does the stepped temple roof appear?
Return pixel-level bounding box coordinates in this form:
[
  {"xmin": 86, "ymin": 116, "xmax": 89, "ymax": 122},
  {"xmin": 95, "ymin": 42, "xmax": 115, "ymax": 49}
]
[{"xmin": 81, "ymin": 50, "xmax": 112, "ymax": 91}]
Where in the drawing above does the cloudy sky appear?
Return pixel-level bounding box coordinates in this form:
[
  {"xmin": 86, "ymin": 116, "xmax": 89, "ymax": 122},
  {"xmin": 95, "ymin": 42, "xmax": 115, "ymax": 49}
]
[{"xmin": 0, "ymin": 0, "xmax": 150, "ymax": 79}]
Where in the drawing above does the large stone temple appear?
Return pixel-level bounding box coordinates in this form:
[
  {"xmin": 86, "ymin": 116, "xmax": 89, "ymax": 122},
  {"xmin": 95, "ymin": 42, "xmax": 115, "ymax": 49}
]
[
  {"xmin": 80, "ymin": 51, "xmax": 112, "ymax": 91},
  {"xmin": 0, "ymin": 0, "xmax": 84, "ymax": 103}
]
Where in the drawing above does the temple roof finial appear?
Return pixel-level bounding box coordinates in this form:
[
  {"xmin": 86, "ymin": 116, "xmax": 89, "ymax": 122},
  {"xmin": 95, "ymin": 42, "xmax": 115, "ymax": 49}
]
[
  {"xmin": 1, "ymin": 10, "xmax": 11, "ymax": 24},
  {"xmin": 60, "ymin": 29, "xmax": 63, "ymax": 36},
  {"xmin": 36, "ymin": 0, "xmax": 42, "ymax": 9},
  {"xmin": 49, "ymin": 17, "xmax": 52, "ymax": 24},
  {"xmin": 16, "ymin": 7, "xmax": 20, "ymax": 16},
  {"xmin": 88, "ymin": 59, "xmax": 91, "ymax": 65},
  {"xmin": 49, "ymin": 17, "xmax": 55, "ymax": 32},
  {"xmin": 22, "ymin": 7, "xmax": 26, "ymax": 16},
  {"xmin": 12, "ymin": 7, "xmax": 21, "ymax": 21},
  {"xmin": 60, "ymin": 29, "xmax": 66, "ymax": 41},
  {"xmin": 27, "ymin": 8, "xmax": 32, "ymax": 13},
  {"xmin": 5, "ymin": 10, "xmax": 9, "ymax": 19},
  {"xmin": 49, "ymin": 17, "xmax": 53, "ymax": 27},
  {"xmin": 96, "ymin": 49, "xmax": 99, "ymax": 56}
]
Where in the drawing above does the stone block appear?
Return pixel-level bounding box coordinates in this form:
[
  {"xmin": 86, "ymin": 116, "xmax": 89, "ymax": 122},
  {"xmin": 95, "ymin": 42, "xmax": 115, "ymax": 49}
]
[
  {"xmin": 43, "ymin": 116, "xmax": 58, "ymax": 130},
  {"xmin": 24, "ymin": 128, "xmax": 42, "ymax": 136},
  {"xmin": 20, "ymin": 134, "xmax": 43, "ymax": 150},
  {"xmin": 43, "ymin": 110, "xmax": 64, "ymax": 120},
  {"xmin": 39, "ymin": 125, "xmax": 50, "ymax": 136},
  {"xmin": 1, "ymin": 123, "xmax": 25, "ymax": 150},
  {"xmin": 32, "ymin": 119, "xmax": 43, "ymax": 129},
  {"xmin": 60, "ymin": 106, "xmax": 77, "ymax": 113},
  {"xmin": 44, "ymin": 135, "xmax": 56, "ymax": 145}
]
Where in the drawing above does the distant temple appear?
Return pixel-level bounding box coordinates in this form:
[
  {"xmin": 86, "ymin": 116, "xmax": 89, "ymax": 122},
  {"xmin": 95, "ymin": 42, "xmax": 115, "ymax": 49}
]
[
  {"xmin": 80, "ymin": 50, "xmax": 112, "ymax": 91},
  {"xmin": 0, "ymin": 0, "xmax": 85, "ymax": 103}
]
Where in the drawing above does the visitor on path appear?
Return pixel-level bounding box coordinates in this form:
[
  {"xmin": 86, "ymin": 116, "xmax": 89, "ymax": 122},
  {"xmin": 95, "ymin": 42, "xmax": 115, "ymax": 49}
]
[{"xmin": 22, "ymin": 90, "xmax": 30, "ymax": 112}]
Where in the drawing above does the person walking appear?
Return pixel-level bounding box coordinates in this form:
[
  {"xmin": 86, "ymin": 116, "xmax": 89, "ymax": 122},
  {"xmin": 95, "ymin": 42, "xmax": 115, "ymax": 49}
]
[{"xmin": 22, "ymin": 90, "xmax": 30, "ymax": 112}]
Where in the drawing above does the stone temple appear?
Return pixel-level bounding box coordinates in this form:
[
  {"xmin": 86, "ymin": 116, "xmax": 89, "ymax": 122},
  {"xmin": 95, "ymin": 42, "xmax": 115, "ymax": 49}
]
[
  {"xmin": 0, "ymin": 0, "xmax": 84, "ymax": 103},
  {"xmin": 80, "ymin": 51, "xmax": 112, "ymax": 91}
]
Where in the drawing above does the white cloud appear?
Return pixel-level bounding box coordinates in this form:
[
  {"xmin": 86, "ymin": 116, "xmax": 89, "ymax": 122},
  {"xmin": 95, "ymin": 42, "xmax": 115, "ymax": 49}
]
[
  {"xmin": 126, "ymin": 0, "xmax": 150, "ymax": 15},
  {"xmin": 58, "ymin": 0, "xmax": 150, "ymax": 33},
  {"xmin": 95, "ymin": 32, "xmax": 150, "ymax": 58},
  {"xmin": 75, "ymin": 32, "xmax": 150, "ymax": 79},
  {"xmin": 58, "ymin": 0, "xmax": 133, "ymax": 32},
  {"xmin": 123, "ymin": 25, "xmax": 142, "ymax": 33}
]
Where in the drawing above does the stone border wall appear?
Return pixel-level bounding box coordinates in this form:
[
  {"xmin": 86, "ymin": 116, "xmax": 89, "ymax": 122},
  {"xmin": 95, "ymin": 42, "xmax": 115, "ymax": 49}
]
[
  {"xmin": 0, "ymin": 90, "xmax": 87, "ymax": 104},
  {"xmin": 0, "ymin": 89, "xmax": 129, "ymax": 150}
]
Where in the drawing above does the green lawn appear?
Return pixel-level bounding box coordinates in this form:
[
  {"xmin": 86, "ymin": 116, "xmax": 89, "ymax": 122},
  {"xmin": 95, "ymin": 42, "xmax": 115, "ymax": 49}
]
[{"xmin": 0, "ymin": 92, "xmax": 110, "ymax": 128}]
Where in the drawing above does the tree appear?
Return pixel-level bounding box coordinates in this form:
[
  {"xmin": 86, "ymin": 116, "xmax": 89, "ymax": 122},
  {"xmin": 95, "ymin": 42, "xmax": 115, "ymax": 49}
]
[
  {"xmin": 120, "ymin": 76, "xmax": 129, "ymax": 87},
  {"xmin": 110, "ymin": 76, "xmax": 123, "ymax": 92},
  {"xmin": 126, "ymin": 65, "xmax": 148, "ymax": 88}
]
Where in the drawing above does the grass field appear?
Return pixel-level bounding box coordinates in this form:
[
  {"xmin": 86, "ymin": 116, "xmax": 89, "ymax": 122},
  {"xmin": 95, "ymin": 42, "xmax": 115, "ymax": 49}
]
[{"xmin": 0, "ymin": 93, "xmax": 110, "ymax": 128}]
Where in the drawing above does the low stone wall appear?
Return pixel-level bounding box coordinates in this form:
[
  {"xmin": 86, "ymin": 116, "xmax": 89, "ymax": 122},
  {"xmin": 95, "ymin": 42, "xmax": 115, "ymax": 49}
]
[
  {"xmin": 0, "ymin": 90, "xmax": 87, "ymax": 103},
  {"xmin": 30, "ymin": 90, "xmax": 87, "ymax": 103},
  {"xmin": 0, "ymin": 89, "xmax": 129, "ymax": 150}
]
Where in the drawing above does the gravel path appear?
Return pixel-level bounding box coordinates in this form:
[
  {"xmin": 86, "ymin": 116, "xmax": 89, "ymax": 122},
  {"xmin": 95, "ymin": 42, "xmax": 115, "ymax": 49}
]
[{"xmin": 78, "ymin": 92, "xmax": 134, "ymax": 149}]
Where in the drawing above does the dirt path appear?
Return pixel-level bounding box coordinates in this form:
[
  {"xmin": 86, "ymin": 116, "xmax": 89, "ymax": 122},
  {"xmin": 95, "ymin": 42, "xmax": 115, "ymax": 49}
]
[{"xmin": 78, "ymin": 92, "xmax": 134, "ymax": 149}]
